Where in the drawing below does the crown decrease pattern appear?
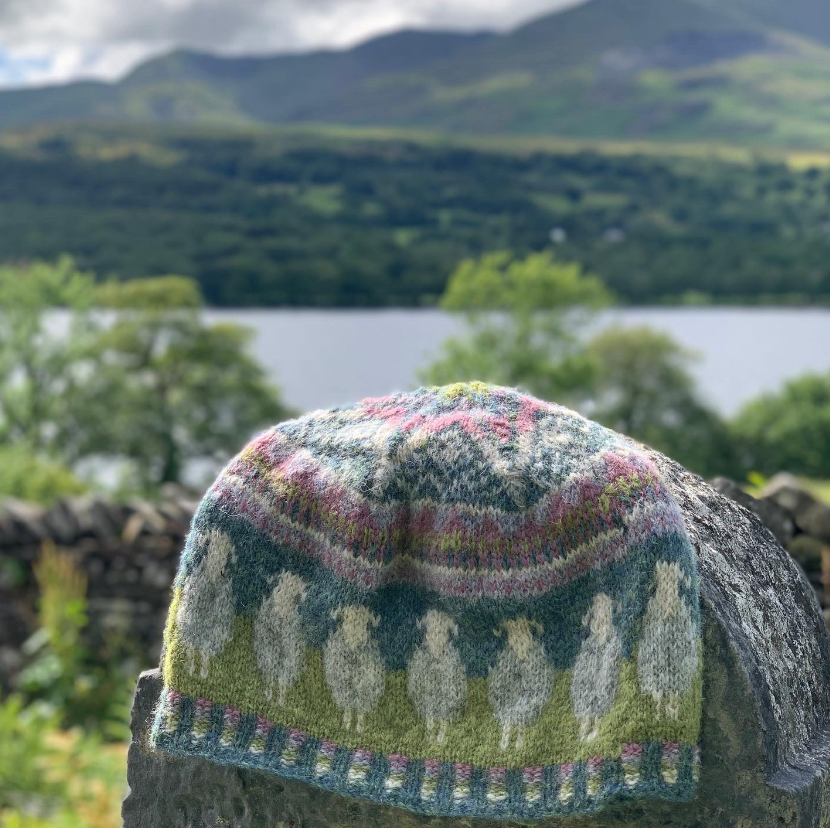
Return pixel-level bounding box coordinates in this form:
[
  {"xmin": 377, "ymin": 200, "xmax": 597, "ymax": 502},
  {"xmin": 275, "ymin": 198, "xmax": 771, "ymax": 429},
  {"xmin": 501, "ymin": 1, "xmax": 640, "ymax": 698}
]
[{"xmin": 152, "ymin": 382, "xmax": 702, "ymax": 819}]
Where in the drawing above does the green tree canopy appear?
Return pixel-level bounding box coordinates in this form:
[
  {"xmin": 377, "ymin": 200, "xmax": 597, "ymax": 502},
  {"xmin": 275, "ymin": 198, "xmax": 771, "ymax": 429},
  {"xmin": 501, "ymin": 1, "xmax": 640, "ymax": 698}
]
[
  {"xmin": 439, "ymin": 251, "xmax": 611, "ymax": 312},
  {"xmin": 422, "ymin": 251, "xmax": 612, "ymax": 402},
  {"xmin": 0, "ymin": 261, "xmax": 290, "ymax": 496},
  {"xmin": 0, "ymin": 445, "xmax": 87, "ymax": 504},
  {"xmin": 0, "ymin": 257, "xmax": 97, "ymax": 449},
  {"xmin": 586, "ymin": 326, "xmax": 737, "ymax": 478},
  {"xmin": 732, "ymin": 371, "xmax": 830, "ymax": 478},
  {"xmin": 79, "ymin": 276, "xmax": 290, "ymax": 490},
  {"xmin": 97, "ymin": 275, "xmax": 203, "ymax": 310}
]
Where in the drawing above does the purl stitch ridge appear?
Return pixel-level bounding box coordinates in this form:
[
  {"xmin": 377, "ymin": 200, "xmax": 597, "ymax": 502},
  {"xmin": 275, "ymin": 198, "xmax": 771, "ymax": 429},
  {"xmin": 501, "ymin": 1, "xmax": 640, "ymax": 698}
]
[{"xmin": 152, "ymin": 382, "xmax": 702, "ymax": 819}]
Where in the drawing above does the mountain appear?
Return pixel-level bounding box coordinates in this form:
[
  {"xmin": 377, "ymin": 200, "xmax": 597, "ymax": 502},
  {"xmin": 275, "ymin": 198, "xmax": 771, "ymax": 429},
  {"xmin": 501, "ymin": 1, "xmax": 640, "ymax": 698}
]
[{"xmin": 1, "ymin": 0, "xmax": 830, "ymax": 147}]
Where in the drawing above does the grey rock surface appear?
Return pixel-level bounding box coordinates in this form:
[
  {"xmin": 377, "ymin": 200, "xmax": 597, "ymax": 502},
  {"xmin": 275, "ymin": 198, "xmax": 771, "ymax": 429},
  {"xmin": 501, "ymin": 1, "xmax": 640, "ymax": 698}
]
[{"xmin": 123, "ymin": 453, "xmax": 830, "ymax": 828}]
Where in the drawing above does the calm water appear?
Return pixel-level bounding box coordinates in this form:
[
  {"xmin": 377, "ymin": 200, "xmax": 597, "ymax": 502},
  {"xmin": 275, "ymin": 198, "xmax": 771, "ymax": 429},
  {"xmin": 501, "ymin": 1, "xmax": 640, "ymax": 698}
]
[{"xmin": 200, "ymin": 307, "xmax": 830, "ymax": 417}]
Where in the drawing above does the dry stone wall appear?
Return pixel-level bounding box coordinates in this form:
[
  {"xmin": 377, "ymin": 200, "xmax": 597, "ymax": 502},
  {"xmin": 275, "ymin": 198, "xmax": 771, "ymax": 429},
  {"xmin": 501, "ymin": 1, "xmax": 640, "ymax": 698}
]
[{"xmin": 0, "ymin": 491, "xmax": 195, "ymax": 685}]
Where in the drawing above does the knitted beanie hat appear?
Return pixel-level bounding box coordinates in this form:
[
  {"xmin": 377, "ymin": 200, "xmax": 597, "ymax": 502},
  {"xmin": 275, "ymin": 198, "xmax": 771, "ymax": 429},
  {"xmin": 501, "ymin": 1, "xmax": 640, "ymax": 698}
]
[{"xmin": 152, "ymin": 382, "xmax": 702, "ymax": 820}]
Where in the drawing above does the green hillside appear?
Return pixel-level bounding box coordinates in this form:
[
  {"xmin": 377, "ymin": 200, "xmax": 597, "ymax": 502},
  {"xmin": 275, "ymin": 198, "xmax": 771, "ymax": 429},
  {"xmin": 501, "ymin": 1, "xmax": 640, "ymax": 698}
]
[
  {"xmin": 1, "ymin": 0, "xmax": 830, "ymax": 147},
  {"xmin": 1, "ymin": 123, "xmax": 829, "ymax": 307}
]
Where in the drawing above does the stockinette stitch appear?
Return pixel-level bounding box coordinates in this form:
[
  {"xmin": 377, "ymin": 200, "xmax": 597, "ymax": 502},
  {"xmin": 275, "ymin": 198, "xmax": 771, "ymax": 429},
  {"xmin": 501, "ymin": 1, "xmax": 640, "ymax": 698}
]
[{"xmin": 152, "ymin": 382, "xmax": 702, "ymax": 819}]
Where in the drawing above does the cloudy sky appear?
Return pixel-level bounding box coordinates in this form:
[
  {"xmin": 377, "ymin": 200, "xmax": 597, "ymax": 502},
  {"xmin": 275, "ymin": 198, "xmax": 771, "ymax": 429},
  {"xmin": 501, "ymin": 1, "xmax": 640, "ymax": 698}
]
[{"xmin": 0, "ymin": 0, "xmax": 582, "ymax": 88}]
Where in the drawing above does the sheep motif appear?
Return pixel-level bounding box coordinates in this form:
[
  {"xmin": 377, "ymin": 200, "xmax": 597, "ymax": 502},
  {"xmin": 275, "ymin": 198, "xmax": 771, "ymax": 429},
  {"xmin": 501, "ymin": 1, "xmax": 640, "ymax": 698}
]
[
  {"xmin": 571, "ymin": 593, "xmax": 622, "ymax": 742},
  {"xmin": 254, "ymin": 571, "xmax": 308, "ymax": 704},
  {"xmin": 637, "ymin": 560, "xmax": 699, "ymax": 719},
  {"xmin": 407, "ymin": 610, "xmax": 467, "ymax": 745},
  {"xmin": 323, "ymin": 605, "xmax": 386, "ymax": 733},
  {"xmin": 175, "ymin": 528, "xmax": 236, "ymax": 678},
  {"xmin": 488, "ymin": 617, "xmax": 553, "ymax": 752}
]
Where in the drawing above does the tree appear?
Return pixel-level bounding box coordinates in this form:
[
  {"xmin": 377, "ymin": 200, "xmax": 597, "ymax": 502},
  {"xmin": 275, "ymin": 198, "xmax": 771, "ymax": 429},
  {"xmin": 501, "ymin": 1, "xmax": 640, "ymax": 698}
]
[
  {"xmin": 586, "ymin": 326, "xmax": 737, "ymax": 478},
  {"xmin": 420, "ymin": 251, "xmax": 612, "ymax": 402},
  {"xmin": 0, "ymin": 446, "xmax": 87, "ymax": 504},
  {"xmin": 0, "ymin": 257, "xmax": 97, "ymax": 450},
  {"xmin": 81, "ymin": 276, "xmax": 290, "ymax": 490},
  {"xmin": 732, "ymin": 371, "xmax": 830, "ymax": 478}
]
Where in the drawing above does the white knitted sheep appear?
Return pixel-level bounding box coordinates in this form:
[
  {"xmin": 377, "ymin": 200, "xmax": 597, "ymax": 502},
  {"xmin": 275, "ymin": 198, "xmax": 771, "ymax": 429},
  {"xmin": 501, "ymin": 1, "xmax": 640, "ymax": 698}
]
[
  {"xmin": 488, "ymin": 617, "xmax": 553, "ymax": 751},
  {"xmin": 637, "ymin": 561, "xmax": 699, "ymax": 719},
  {"xmin": 571, "ymin": 592, "xmax": 622, "ymax": 741},
  {"xmin": 323, "ymin": 605, "xmax": 386, "ymax": 732},
  {"xmin": 406, "ymin": 610, "xmax": 467, "ymax": 745},
  {"xmin": 175, "ymin": 528, "xmax": 235, "ymax": 678},
  {"xmin": 254, "ymin": 571, "xmax": 308, "ymax": 704}
]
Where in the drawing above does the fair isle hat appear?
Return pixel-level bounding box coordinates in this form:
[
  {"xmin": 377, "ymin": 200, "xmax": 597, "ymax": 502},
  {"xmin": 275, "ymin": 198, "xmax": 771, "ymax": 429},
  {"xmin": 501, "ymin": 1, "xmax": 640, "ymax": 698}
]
[{"xmin": 152, "ymin": 382, "xmax": 702, "ymax": 820}]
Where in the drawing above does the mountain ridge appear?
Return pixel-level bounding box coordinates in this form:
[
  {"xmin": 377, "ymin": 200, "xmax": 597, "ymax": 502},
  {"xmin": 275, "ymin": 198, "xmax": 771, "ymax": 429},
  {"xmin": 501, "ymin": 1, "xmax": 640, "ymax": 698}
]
[{"xmin": 2, "ymin": 0, "xmax": 830, "ymax": 147}]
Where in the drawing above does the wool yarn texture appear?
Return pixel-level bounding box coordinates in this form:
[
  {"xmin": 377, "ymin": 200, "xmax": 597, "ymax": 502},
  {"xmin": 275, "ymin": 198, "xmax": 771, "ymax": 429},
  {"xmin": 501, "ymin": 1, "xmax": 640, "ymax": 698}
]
[{"xmin": 152, "ymin": 382, "xmax": 702, "ymax": 819}]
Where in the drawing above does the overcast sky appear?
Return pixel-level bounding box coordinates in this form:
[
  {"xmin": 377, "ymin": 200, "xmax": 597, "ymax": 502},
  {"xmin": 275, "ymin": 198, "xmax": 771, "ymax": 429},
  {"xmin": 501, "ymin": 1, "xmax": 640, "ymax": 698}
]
[{"xmin": 0, "ymin": 0, "xmax": 584, "ymax": 88}]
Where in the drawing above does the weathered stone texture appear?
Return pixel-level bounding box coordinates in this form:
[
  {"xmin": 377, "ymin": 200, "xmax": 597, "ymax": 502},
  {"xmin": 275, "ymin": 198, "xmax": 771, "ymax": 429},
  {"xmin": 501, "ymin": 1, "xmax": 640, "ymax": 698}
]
[
  {"xmin": 123, "ymin": 453, "xmax": 830, "ymax": 827},
  {"xmin": 0, "ymin": 490, "xmax": 195, "ymax": 685}
]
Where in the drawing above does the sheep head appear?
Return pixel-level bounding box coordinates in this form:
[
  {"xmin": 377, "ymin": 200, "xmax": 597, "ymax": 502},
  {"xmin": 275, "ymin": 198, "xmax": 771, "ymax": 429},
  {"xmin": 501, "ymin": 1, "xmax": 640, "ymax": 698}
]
[
  {"xmin": 496, "ymin": 617, "xmax": 543, "ymax": 661},
  {"xmin": 267, "ymin": 571, "xmax": 307, "ymax": 618},
  {"xmin": 204, "ymin": 529, "xmax": 234, "ymax": 582},
  {"xmin": 418, "ymin": 609, "xmax": 458, "ymax": 656},
  {"xmin": 582, "ymin": 592, "xmax": 616, "ymax": 640},
  {"xmin": 331, "ymin": 605, "xmax": 379, "ymax": 648},
  {"xmin": 653, "ymin": 560, "xmax": 691, "ymax": 617}
]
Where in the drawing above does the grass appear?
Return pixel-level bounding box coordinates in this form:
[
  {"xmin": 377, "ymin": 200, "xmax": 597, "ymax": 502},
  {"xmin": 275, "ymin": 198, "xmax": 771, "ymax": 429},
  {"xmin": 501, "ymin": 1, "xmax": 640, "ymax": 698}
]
[
  {"xmin": 800, "ymin": 479, "xmax": 830, "ymax": 506},
  {"xmin": 745, "ymin": 477, "xmax": 830, "ymax": 505}
]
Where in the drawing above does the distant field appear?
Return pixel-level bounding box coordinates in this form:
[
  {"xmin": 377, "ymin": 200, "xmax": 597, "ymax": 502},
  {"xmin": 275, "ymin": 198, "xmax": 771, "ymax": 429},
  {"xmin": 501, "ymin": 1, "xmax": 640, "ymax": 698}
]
[
  {"xmin": 803, "ymin": 480, "xmax": 830, "ymax": 506},
  {"xmin": 7, "ymin": 121, "xmax": 829, "ymax": 168},
  {"xmin": 250, "ymin": 124, "xmax": 830, "ymax": 169},
  {"xmin": 1, "ymin": 124, "xmax": 829, "ymax": 307}
]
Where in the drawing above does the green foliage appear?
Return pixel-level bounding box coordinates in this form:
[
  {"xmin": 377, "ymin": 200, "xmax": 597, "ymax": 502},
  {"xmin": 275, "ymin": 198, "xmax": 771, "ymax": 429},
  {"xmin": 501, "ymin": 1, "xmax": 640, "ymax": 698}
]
[
  {"xmin": 0, "ymin": 445, "xmax": 87, "ymax": 504},
  {"xmin": 0, "ymin": 263, "xmax": 289, "ymax": 493},
  {"xmin": 422, "ymin": 252, "xmax": 611, "ymax": 402},
  {"xmin": 1, "ymin": 128, "xmax": 830, "ymax": 308},
  {"xmin": 96, "ymin": 275, "xmax": 202, "ymax": 309},
  {"xmin": 0, "ymin": 692, "xmax": 126, "ymax": 827},
  {"xmin": 18, "ymin": 542, "xmax": 134, "ymax": 739},
  {"xmin": 0, "ymin": 693, "xmax": 66, "ymax": 813},
  {"xmin": 586, "ymin": 326, "xmax": 737, "ymax": 478},
  {"xmin": 732, "ymin": 371, "xmax": 830, "ymax": 478},
  {"xmin": 78, "ymin": 276, "xmax": 290, "ymax": 489},
  {"xmin": 0, "ymin": 544, "xmax": 130, "ymax": 828},
  {"xmin": 0, "ymin": 257, "xmax": 98, "ymax": 449},
  {"xmin": 439, "ymin": 250, "xmax": 611, "ymax": 312}
]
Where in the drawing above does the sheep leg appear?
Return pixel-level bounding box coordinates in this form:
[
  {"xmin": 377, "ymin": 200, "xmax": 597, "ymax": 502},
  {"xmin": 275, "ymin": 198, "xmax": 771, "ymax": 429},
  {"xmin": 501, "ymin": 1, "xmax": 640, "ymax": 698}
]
[
  {"xmin": 515, "ymin": 725, "xmax": 525, "ymax": 751},
  {"xmin": 200, "ymin": 653, "xmax": 210, "ymax": 679},
  {"xmin": 652, "ymin": 691, "xmax": 663, "ymax": 718},
  {"xmin": 356, "ymin": 711, "xmax": 365, "ymax": 733},
  {"xmin": 342, "ymin": 708, "xmax": 353, "ymax": 730},
  {"xmin": 499, "ymin": 723, "xmax": 511, "ymax": 751},
  {"xmin": 264, "ymin": 683, "xmax": 273, "ymax": 701},
  {"xmin": 437, "ymin": 720, "xmax": 448, "ymax": 745},
  {"xmin": 667, "ymin": 692, "xmax": 680, "ymax": 720},
  {"xmin": 578, "ymin": 717, "xmax": 590, "ymax": 741},
  {"xmin": 186, "ymin": 647, "xmax": 196, "ymax": 676},
  {"xmin": 277, "ymin": 684, "xmax": 287, "ymax": 706},
  {"xmin": 586, "ymin": 717, "xmax": 599, "ymax": 742},
  {"xmin": 425, "ymin": 716, "xmax": 435, "ymax": 742}
]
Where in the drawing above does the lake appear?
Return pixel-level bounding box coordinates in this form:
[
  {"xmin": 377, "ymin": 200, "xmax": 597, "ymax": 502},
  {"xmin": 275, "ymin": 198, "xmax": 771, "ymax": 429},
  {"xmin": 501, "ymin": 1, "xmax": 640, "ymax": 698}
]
[{"xmin": 201, "ymin": 307, "xmax": 830, "ymax": 417}]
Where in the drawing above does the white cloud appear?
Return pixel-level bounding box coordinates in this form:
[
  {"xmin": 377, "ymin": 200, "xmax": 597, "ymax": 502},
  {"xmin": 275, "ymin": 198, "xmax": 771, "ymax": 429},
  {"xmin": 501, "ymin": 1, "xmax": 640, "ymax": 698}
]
[{"xmin": 0, "ymin": 0, "xmax": 584, "ymax": 88}]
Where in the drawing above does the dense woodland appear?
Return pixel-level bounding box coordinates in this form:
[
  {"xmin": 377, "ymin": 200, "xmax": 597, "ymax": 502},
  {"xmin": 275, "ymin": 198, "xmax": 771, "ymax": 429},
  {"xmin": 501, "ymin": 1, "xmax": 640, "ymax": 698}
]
[{"xmin": 1, "ymin": 128, "xmax": 830, "ymax": 306}]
